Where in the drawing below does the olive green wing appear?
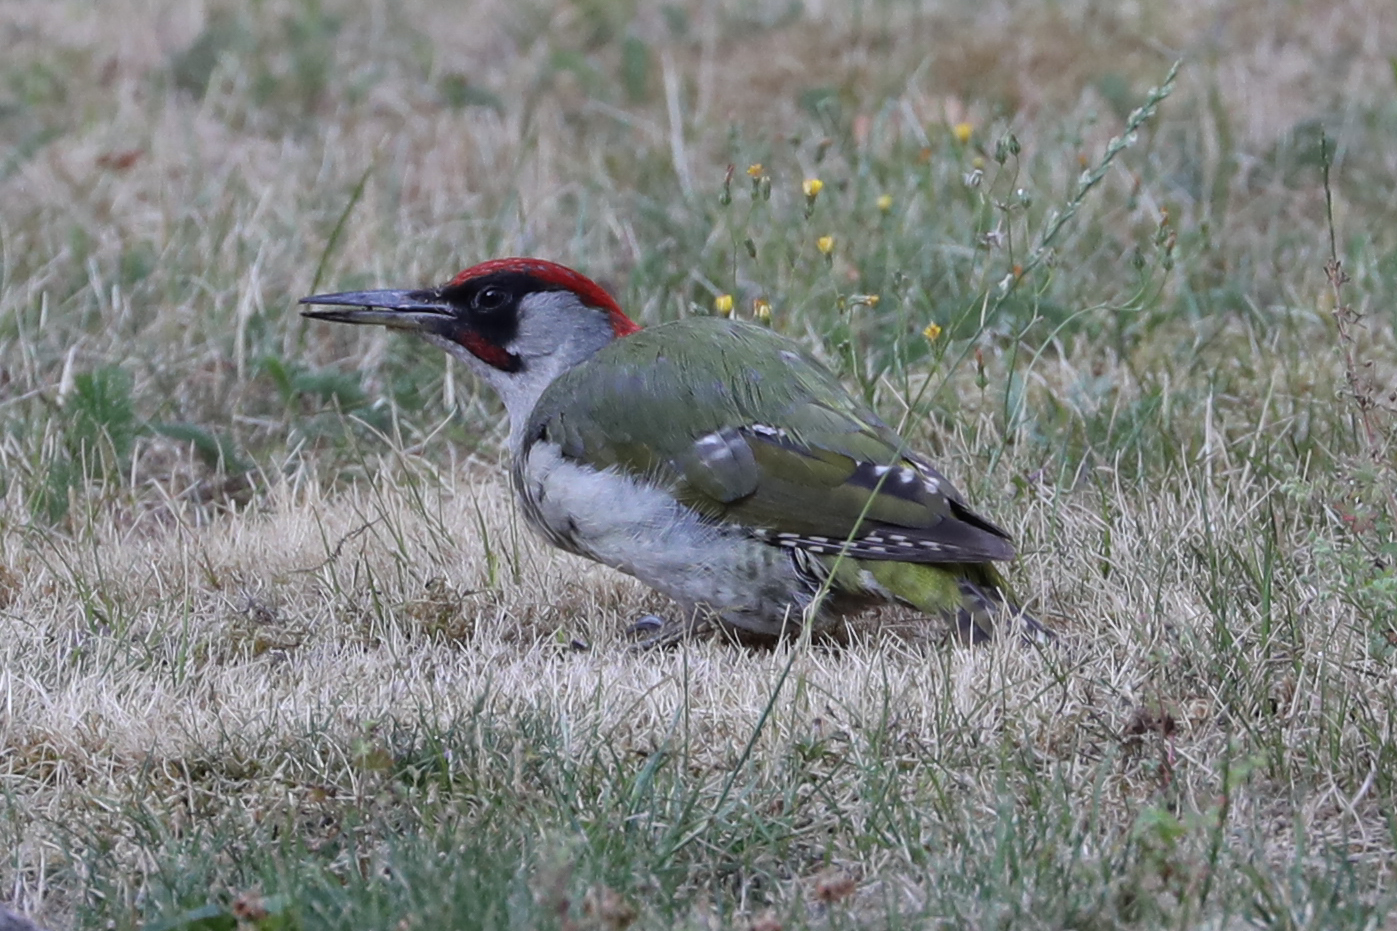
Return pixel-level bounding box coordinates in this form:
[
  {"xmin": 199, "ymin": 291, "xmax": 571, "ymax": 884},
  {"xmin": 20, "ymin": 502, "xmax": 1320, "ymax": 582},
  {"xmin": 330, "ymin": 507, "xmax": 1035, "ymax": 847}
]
[{"xmin": 527, "ymin": 317, "xmax": 1014, "ymax": 564}]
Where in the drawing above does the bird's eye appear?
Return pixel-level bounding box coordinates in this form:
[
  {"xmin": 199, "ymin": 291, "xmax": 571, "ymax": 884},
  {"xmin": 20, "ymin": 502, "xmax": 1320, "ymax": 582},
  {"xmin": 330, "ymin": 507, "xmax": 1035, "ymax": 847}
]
[{"xmin": 475, "ymin": 286, "xmax": 509, "ymax": 312}]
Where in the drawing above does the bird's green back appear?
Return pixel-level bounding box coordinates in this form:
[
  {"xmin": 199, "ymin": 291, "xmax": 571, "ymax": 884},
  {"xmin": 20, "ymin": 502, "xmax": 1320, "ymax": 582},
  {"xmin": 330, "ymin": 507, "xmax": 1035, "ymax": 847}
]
[{"xmin": 525, "ymin": 317, "xmax": 1013, "ymax": 563}]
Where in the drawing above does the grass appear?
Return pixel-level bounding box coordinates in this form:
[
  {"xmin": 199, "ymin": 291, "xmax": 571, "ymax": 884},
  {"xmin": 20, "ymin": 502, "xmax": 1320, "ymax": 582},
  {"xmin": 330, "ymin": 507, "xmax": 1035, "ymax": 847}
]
[{"xmin": 3, "ymin": 0, "xmax": 1397, "ymax": 927}]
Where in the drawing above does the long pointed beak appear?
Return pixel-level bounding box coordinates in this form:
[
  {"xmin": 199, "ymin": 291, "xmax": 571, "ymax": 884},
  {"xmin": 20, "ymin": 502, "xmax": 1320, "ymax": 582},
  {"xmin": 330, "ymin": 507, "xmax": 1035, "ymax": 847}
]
[{"xmin": 299, "ymin": 288, "xmax": 452, "ymax": 331}]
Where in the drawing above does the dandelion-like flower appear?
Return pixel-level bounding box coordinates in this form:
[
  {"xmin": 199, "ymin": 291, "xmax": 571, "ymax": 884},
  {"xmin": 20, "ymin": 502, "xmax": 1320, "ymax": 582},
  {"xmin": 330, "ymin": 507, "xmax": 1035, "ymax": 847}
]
[
  {"xmin": 953, "ymin": 122, "xmax": 973, "ymax": 145},
  {"xmin": 802, "ymin": 178, "xmax": 824, "ymax": 217},
  {"xmin": 714, "ymin": 294, "xmax": 734, "ymax": 317},
  {"xmin": 747, "ymin": 164, "xmax": 764, "ymax": 178},
  {"xmin": 922, "ymin": 322, "xmax": 943, "ymax": 342},
  {"xmin": 876, "ymin": 194, "xmax": 893, "ymax": 212},
  {"xmin": 816, "ymin": 235, "xmax": 834, "ymax": 255}
]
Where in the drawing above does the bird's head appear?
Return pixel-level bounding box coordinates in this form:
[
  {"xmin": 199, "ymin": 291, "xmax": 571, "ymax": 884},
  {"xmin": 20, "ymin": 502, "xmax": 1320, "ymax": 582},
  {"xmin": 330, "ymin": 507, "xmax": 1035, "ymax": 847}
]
[{"xmin": 300, "ymin": 257, "xmax": 641, "ymax": 427}]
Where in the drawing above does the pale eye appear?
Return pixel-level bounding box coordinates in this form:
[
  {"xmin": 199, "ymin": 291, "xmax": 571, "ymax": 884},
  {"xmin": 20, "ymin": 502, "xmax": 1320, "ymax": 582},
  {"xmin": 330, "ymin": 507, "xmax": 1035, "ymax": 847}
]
[{"xmin": 475, "ymin": 286, "xmax": 509, "ymax": 312}]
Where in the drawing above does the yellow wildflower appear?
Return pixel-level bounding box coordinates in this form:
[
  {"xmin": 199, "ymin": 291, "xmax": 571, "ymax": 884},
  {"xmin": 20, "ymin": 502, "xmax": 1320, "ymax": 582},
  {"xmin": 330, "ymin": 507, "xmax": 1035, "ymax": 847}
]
[
  {"xmin": 816, "ymin": 235, "xmax": 834, "ymax": 255},
  {"xmin": 922, "ymin": 322, "xmax": 943, "ymax": 342},
  {"xmin": 802, "ymin": 178, "xmax": 824, "ymax": 198},
  {"xmin": 714, "ymin": 294, "xmax": 734, "ymax": 317},
  {"xmin": 876, "ymin": 193, "xmax": 893, "ymax": 212},
  {"xmin": 953, "ymin": 122, "xmax": 973, "ymax": 144},
  {"xmin": 747, "ymin": 164, "xmax": 764, "ymax": 177},
  {"xmin": 753, "ymin": 297, "xmax": 772, "ymax": 323}
]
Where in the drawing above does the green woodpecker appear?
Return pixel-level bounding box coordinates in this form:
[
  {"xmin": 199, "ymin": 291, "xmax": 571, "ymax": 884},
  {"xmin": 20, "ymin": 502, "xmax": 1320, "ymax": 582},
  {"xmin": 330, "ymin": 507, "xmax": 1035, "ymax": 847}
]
[{"xmin": 301, "ymin": 258, "xmax": 1046, "ymax": 644}]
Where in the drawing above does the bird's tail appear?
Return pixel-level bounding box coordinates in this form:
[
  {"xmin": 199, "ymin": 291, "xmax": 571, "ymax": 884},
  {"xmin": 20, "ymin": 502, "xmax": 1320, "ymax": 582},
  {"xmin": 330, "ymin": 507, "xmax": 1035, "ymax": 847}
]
[
  {"xmin": 864, "ymin": 561, "xmax": 1051, "ymax": 645},
  {"xmin": 950, "ymin": 574, "xmax": 1052, "ymax": 645}
]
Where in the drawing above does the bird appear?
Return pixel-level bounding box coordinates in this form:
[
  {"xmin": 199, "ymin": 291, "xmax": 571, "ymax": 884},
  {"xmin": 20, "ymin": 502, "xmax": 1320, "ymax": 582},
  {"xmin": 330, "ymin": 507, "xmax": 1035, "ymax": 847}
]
[{"xmin": 300, "ymin": 257, "xmax": 1047, "ymax": 646}]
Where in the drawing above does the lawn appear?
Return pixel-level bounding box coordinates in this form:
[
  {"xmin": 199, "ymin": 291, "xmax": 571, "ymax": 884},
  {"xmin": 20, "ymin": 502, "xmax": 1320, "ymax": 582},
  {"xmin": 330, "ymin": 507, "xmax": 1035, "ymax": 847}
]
[{"xmin": 2, "ymin": 0, "xmax": 1396, "ymax": 928}]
